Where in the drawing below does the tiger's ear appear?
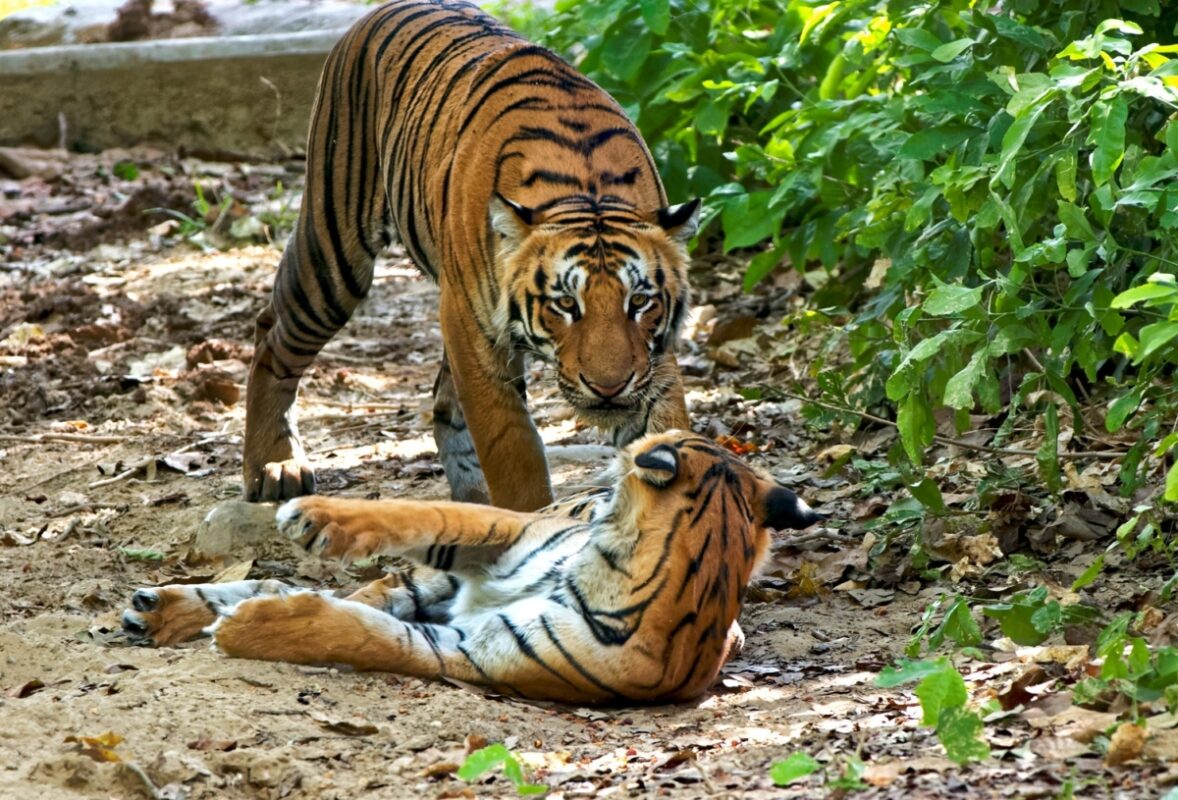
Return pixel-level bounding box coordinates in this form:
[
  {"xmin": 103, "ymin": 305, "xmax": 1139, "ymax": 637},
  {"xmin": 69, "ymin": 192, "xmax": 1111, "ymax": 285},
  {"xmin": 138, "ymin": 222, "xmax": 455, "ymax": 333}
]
[
  {"xmin": 490, "ymin": 194, "xmax": 536, "ymax": 247},
  {"xmin": 633, "ymin": 443, "xmax": 679, "ymax": 487},
  {"xmin": 654, "ymin": 198, "xmax": 701, "ymax": 243},
  {"xmin": 762, "ymin": 486, "xmax": 824, "ymax": 530}
]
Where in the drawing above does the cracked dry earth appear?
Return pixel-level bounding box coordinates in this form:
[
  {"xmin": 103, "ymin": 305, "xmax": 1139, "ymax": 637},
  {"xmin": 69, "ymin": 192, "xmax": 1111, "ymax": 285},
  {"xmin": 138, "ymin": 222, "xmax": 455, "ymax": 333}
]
[{"xmin": 0, "ymin": 156, "xmax": 1162, "ymax": 799}]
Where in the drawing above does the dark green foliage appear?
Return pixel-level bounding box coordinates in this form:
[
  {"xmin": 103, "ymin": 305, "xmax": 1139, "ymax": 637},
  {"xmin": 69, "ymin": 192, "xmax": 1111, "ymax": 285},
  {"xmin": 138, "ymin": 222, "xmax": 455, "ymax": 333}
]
[{"xmin": 543, "ymin": 0, "xmax": 1178, "ymax": 503}]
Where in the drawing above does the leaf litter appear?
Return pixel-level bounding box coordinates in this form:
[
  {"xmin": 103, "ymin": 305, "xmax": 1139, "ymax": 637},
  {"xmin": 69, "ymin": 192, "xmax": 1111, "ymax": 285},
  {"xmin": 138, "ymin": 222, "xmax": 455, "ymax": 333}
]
[{"xmin": 0, "ymin": 146, "xmax": 1175, "ymax": 798}]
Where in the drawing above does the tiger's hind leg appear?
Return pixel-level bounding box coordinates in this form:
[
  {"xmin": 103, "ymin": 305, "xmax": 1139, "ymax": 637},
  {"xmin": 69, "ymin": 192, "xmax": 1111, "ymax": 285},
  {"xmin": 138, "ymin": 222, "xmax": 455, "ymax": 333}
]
[
  {"xmin": 120, "ymin": 579, "xmax": 296, "ymax": 646},
  {"xmin": 343, "ymin": 567, "xmax": 460, "ymax": 623},
  {"xmin": 209, "ymin": 592, "xmax": 484, "ymax": 680},
  {"xmin": 243, "ymin": 32, "xmax": 387, "ymax": 502}
]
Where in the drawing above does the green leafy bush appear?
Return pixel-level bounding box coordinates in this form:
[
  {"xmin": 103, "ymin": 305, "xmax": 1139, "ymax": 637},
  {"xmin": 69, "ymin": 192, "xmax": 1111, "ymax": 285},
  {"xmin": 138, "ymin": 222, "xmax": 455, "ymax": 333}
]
[{"xmin": 543, "ymin": 0, "xmax": 1178, "ymax": 505}]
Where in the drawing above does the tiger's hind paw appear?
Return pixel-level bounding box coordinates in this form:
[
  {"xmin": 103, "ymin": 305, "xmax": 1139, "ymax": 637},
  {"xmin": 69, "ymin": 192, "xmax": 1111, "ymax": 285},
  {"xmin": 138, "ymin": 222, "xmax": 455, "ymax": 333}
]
[{"xmin": 120, "ymin": 587, "xmax": 220, "ymax": 647}]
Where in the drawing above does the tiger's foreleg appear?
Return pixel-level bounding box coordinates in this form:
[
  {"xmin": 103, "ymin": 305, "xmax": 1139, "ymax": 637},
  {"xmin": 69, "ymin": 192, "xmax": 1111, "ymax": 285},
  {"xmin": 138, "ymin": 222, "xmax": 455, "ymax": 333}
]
[
  {"xmin": 276, "ymin": 495, "xmax": 548, "ymax": 571},
  {"xmin": 433, "ymin": 349, "xmax": 530, "ymax": 505},
  {"xmin": 439, "ymin": 296, "xmax": 553, "ymax": 511}
]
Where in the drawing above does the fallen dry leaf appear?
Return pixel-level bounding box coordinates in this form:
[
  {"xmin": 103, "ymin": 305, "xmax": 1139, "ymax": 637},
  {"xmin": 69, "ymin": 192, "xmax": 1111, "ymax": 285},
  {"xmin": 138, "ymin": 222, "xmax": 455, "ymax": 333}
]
[
  {"xmin": 1106, "ymin": 722, "xmax": 1146, "ymax": 766},
  {"xmin": 5, "ymin": 679, "xmax": 46, "ymax": 698},
  {"xmin": 848, "ymin": 588, "xmax": 894, "ymax": 609},
  {"xmin": 1029, "ymin": 735, "xmax": 1090, "ymax": 760},
  {"xmin": 309, "ymin": 711, "xmax": 378, "ymax": 736},
  {"xmin": 65, "ymin": 731, "xmax": 124, "ymax": 762},
  {"xmin": 213, "ymin": 560, "xmax": 253, "ymax": 584},
  {"xmin": 1018, "ymin": 644, "xmax": 1090, "ymax": 671},
  {"xmin": 1028, "ymin": 705, "xmax": 1117, "ymax": 743},
  {"xmin": 187, "ymin": 738, "xmax": 237, "ymax": 752},
  {"xmin": 421, "ymin": 762, "xmax": 460, "ymax": 779},
  {"xmin": 862, "ymin": 760, "xmax": 901, "ymax": 787},
  {"xmin": 1144, "ymin": 729, "xmax": 1178, "ymax": 762}
]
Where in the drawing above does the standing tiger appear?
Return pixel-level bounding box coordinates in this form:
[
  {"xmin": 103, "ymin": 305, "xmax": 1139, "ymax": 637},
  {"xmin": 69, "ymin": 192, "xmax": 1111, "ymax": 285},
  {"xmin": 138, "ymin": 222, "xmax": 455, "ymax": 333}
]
[
  {"xmin": 122, "ymin": 431, "xmax": 823, "ymax": 703},
  {"xmin": 244, "ymin": 0, "xmax": 700, "ymax": 510}
]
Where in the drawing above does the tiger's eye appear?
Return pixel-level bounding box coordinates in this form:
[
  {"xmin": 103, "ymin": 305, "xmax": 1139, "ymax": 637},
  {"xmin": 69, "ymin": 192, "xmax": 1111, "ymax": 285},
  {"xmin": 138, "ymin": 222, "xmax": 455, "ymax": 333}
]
[
  {"xmin": 554, "ymin": 295, "xmax": 578, "ymax": 312},
  {"xmin": 630, "ymin": 293, "xmax": 650, "ymax": 311}
]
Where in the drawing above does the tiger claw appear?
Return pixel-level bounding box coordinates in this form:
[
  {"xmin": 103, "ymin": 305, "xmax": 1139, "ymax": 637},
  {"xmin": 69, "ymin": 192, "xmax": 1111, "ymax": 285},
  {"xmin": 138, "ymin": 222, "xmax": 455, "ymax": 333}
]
[
  {"xmin": 121, "ymin": 609, "xmax": 154, "ymax": 645},
  {"xmin": 245, "ymin": 457, "xmax": 316, "ymax": 502},
  {"xmin": 131, "ymin": 588, "xmax": 159, "ymax": 612}
]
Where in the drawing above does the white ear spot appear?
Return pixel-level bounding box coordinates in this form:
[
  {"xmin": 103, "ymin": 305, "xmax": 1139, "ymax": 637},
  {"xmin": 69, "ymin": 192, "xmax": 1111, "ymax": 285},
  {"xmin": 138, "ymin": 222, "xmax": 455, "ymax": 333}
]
[{"xmin": 636, "ymin": 447, "xmax": 676, "ymax": 472}]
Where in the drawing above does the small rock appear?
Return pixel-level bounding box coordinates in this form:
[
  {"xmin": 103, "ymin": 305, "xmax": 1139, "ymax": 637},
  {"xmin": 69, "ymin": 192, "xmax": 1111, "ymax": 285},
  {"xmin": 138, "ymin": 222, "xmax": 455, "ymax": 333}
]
[{"xmin": 189, "ymin": 500, "xmax": 277, "ymax": 559}]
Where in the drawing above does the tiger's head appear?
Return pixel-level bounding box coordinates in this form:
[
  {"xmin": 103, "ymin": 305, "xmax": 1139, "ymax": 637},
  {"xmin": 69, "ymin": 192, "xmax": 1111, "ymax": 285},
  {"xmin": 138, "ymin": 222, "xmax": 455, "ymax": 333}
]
[
  {"xmin": 491, "ymin": 195, "xmax": 700, "ymax": 430},
  {"xmin": 616, "ymin": 430, "xmax": 824, "ymax": 547}
]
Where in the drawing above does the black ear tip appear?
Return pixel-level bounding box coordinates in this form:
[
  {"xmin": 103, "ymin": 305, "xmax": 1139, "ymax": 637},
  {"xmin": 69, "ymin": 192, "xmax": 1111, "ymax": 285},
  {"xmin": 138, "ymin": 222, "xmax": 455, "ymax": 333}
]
[{"xmin": 764, "ymin": 486, "xmax": 824, "ymax": 530}]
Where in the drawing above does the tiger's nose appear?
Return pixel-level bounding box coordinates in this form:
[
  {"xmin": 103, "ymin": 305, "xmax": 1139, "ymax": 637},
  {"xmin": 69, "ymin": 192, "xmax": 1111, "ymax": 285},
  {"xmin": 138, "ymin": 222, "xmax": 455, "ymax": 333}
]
[{"xmin": 581, "ymin": 373, "xmax": 632, "ymax": 399}]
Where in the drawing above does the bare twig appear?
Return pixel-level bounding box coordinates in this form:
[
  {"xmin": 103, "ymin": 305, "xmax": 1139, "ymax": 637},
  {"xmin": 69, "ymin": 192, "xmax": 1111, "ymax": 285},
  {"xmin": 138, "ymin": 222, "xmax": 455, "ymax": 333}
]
[
  {"xmin": 774, "ymin": 528, "xmax": 859, "ymax": 548},
  {"xmin": 89, "ymin": 457, "xmax": 154, "ymax": 488},
  {"xmin": 773, "ymin": 390, "xmax": 1126, "ymax": 460},
  {"xmin": 119, "ymin": 762, "xmax": 162, "ymax": 800},
  {"xmin": 0, "ymin": 433, "xmax": 124, "ymax": 445}
]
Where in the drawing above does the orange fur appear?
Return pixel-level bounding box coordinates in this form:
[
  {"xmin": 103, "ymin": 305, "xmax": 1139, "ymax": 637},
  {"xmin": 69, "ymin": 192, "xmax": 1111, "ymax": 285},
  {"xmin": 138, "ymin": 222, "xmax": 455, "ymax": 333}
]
[
  {"xmin": 123, "ymin": 432, "xmax": 823, "ymax": 704},
  {"xmin": 242, "ymin": 0, "xmax": 699, "ymax": 510}
]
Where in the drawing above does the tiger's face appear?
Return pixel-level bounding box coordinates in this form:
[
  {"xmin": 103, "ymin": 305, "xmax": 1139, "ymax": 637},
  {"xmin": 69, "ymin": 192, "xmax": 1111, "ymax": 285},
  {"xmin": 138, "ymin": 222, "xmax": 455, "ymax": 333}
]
[
  {"xmin": 620, "ymin": 431, "xmax": 824, "ymax": 536},
  {"xmin": 492, "ymin": 197, "xmax": 700, "ymax": 428}
]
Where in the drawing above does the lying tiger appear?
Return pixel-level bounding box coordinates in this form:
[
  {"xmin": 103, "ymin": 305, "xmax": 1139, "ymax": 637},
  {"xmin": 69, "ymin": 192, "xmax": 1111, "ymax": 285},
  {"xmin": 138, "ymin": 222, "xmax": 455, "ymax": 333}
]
[
  {"xmin": 245, "ymin": 0, "xmax": 700, "ymax": 510},
  {"xmin": 122, "ymin": 432, "xmax": 822, "ymax": 704}
]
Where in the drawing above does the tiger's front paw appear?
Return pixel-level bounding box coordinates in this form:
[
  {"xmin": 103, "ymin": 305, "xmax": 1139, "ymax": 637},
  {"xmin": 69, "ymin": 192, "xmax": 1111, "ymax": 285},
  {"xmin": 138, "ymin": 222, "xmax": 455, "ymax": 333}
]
[
  {"xmin": 277, "ymin": 497, "xmax": 375, "ymax": 562},
  {"xmin": 244, "ymin": 456, "xmax": 316, "ymax": 503}
]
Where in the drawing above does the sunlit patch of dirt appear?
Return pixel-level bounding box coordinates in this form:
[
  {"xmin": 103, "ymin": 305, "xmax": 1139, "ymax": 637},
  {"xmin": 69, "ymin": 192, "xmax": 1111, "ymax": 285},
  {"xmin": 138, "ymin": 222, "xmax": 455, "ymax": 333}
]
[{"xmin": 1, "ymin": 151, "xmax": 1166, "ymax": 799}]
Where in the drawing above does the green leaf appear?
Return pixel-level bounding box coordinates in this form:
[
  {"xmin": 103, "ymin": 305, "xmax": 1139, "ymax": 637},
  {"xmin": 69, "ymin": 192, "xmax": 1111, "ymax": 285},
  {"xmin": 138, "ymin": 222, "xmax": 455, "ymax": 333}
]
[
  {"xmin": 1057, "ymin": 202, "xmax": 1097, "ymax": 243},
  {"xmin": 994, "ymin": 92, "xmax": 1054, "ymax": 189},
  {"xmin": 943, "ymin": 350, "xmax": 987, "ymax": 410},
  {"xmin": 695, "ymin": 100, "xmax": 728, "ymax": 136},
  {"xmin": 1037, "ymin": 401, "xmax": 1061, "ymax": 492},
  {"xmin": 1106, "ymin": 388, "xmax": 1143, "ymax": 433},
  {"xmin": 1135, "ymin": 321, "xmax": 1178, "ymax": 363},
  {"xmin": 113, "ymin": 161, "xmax": 140, "ymax": 181},
  {"xmin": 639, "ymin": 0, "xmax": 669, "ymax": 36},
  {"xmin": 936, "ymin": 706, "xmax": 991, "ymax": 764},
  {"xmin": 1089, "ymin": 94, "xmax": 1128, "ymax": 187},
  {"xmin": 931, "ymin": 38, "xmax": 974, "ymax": 62},
  {"xmin": 722, "ymin": 190, "xmax": 780, "ymax": 251},
  {"xmin": 1167, "ymin": 460, "xmax": 1178, "ymax": 503},
  {"xmin": 769, "ymin": 752, "xmax": 821, "ymax": 786},
  {"xmin": 929, "ymin": 596, "xmax": 983, "ymax": 650},
  {"xmin": 458, "ymin": 745, "xmax": 510, "ymax": 781},
  {"xmin": 1111, "ymin": 281, "xmax": 1178, "ymax": 308},
  {"xmin": 924, "ymin": 283, "xmax": 984, "ymax": 315},
  {"xmin": 877, "ymin": 658, "xmax": 946, "ymax": 688},
  {"xmin": 909, "ymin": 477, "xmax": 946, "ymax": 512},
  {"xmin": 984, "ymin": 589, "xmax": 1053, "ymax": 645},
  {"xmin": 601, "ymin": 25, "xmax": 651, "ymax": 82},
  {"xmin": 1055, "ymin": 149, "xmax": 1078, "ymax": 202},
  {"xmin": 897, "ymin": 392, "xmax": 934, "ymax": 464},
  {"xmin": 899, "ymin": 125, "xmax": 978, "ymax": 161},
  {"xmin": 915, "ymin": 664, "xmax": 968, "ymax": 726},
  {"xmin": 1072, "ymin": 555, "xmax": 1106, "ymax": 590}
]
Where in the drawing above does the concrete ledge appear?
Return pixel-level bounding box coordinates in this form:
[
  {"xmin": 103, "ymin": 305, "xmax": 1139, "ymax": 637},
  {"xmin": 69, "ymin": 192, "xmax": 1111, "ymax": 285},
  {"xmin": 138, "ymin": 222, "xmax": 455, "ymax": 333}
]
[{"xmin": 0, "ymin": 31, "xmax": 345, "ymax": 156}]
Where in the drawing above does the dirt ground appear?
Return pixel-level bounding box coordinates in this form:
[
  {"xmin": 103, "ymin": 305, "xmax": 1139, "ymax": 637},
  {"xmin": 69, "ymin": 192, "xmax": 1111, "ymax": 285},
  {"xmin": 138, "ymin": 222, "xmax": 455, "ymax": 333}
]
[{"xmin": 0, "ymin": 150, "xmax": 1170, "ymax": 799}]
